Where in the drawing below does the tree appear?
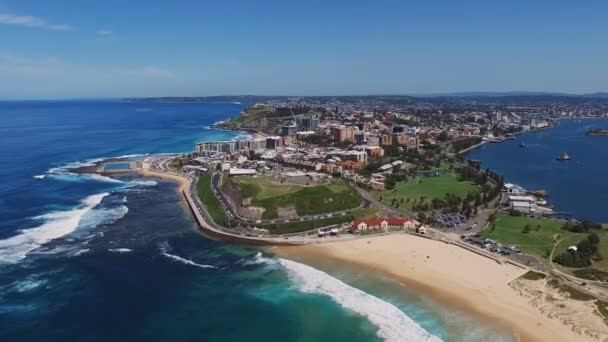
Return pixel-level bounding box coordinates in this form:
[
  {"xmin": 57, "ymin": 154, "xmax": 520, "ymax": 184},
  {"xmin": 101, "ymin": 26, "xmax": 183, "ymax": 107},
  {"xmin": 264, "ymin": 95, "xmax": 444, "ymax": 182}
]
[
  {"xmin": 418, "ymin": 212, "xmax": 427, "ymax": 223},
  {"xmin": 589, "ymin": 232, "xmax": 600, "ymax": 245}
]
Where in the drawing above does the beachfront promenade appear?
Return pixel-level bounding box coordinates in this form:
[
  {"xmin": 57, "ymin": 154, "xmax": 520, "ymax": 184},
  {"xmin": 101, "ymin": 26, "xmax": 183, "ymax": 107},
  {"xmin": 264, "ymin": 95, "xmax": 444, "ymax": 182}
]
[{"xmin": 141, "ymin": 156, "xmax": 535, "ymax": 268}]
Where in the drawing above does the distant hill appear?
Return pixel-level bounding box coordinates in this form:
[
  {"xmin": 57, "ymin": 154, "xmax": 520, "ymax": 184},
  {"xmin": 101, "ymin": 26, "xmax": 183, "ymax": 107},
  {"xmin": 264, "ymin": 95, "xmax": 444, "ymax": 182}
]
[
  {"xmin": 125, "ymin": 92, "xmax": 608, "ymax": 106},
  {"xmin": 584, "ymin": 92, "xmax": 608, "ymax": 98},
  {"xmin": 416, "ymin": 91, "xmax": 573, "ymax": 97},
  {"xmin": 416, "ymin": 91, "xmax": 608, "ymax": 98}
]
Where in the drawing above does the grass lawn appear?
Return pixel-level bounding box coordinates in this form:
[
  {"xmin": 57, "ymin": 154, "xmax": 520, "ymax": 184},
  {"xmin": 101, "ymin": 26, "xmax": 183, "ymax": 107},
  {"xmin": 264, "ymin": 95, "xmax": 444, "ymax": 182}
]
[
  {"xmin": 593, "ymin": 234, "xmax": 608, "ymax": 270},
  {"xmin": 235, "ymin": 176, "xmax": 304, "ymax": 199},
  {"xmin": 480, "ymin": 214, "xmax": 588, "ymax": 259},
  {"xmin": 197, "ymin": 173, "xmax": 228, "ymax": 226},
  {"xmin": 231, "ymin": 176, "xmax": 362, "ymax": 219},
  {"xmin": 482, "ymin": 215, "xmax": 608, "ymax": 275},
  {"xmin": 227, "ymin": 106, "xmax": 276, "ymax": 127},
  {"xmin": 257, "ymin": 214, "xmax": 355, "ymax": 234},
  {"xmin": 373, "ymin": 172, "xmax": 478, "ymax": 211},
  {"xmin": 257, "ymin": 204, "xmax": 381, "ymax": 235}
]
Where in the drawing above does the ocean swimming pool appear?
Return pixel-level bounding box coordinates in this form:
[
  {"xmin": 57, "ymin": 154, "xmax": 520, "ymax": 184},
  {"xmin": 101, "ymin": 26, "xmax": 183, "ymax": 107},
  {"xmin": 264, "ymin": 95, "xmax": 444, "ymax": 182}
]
[{"xmin": 103, "ymin": 162, "xmax": 132, "ymax": 171}]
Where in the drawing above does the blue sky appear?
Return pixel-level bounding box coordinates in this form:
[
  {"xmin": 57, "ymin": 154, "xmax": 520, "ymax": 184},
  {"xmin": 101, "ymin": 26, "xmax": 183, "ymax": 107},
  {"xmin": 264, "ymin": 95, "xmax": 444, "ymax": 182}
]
[{"xmin": 0, "ymin": 0, "xmax": 607, "ymax": 98}]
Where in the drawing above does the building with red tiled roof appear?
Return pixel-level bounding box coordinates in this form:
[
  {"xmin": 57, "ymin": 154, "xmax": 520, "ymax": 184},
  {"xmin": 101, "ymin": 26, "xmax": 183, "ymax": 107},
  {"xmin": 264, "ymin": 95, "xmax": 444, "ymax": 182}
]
[{"xmin": 350, "ymin": 217, "xmax": 418, "ymax": 233}]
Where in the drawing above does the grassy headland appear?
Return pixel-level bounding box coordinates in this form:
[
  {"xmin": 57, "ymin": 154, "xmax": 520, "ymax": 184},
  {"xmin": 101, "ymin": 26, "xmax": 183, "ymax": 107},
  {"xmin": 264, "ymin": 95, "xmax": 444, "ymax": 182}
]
[
  {"xmin": 229, "ymin": 176, "xmax": 362, "ymax": 219},
  {"xmin": 197, "ymin": 173, "xmax": 229, "ymax": 226}
]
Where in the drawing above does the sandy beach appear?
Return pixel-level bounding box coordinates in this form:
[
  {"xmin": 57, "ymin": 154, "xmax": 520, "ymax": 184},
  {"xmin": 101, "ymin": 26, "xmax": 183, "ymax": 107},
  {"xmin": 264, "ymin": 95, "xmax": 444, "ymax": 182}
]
[
  {"xmin": 138, "ymin": 168, "xmax": 190, "ymax": 193},
  {"xmin": 276, "ymin": 234, "xmax": 605, "ymax": 342}
]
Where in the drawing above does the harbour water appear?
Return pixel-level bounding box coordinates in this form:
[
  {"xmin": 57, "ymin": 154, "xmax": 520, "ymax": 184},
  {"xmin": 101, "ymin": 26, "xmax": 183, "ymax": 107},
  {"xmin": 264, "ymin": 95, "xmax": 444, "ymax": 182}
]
[
  {"xmin": 466, "ymin": 118, "xmax": 608, "ymax": 223},
  {"xmin": 0, "ymin": 100, "xmax": 513, "ymax": 341}
]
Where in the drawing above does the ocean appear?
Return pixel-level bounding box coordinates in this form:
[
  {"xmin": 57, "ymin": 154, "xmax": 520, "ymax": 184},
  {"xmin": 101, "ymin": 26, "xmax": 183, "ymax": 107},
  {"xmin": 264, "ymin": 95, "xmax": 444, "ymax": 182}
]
[
  {"xmin": 0, "ymin": 100, "xmax": 513, "ymax": 341},
  {"xmin": 465, "ymin": 118, "xmax": 608, "ymax": 223}
]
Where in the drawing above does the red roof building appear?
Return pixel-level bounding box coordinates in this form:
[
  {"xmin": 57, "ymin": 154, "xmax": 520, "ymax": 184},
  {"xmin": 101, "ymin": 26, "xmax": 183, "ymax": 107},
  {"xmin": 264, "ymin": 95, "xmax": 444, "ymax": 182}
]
[{"xmin": 350, "ymin": 217, "xmax": 418, "ymax": 233}]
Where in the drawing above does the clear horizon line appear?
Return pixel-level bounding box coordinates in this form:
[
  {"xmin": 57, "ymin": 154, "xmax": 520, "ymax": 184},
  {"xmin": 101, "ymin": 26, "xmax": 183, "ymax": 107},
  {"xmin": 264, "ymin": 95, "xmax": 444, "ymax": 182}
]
[{"xmin": 1, "ymin": 90, "xmax": 608, "ymax": 101}]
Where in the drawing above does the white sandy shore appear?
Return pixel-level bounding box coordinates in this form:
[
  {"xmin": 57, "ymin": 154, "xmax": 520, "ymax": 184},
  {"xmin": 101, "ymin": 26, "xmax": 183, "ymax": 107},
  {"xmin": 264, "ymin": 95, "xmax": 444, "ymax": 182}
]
[
  {"xmin": 138, "ymin": 168, "xmax": 189, "ymax": 192},
  {"xmin": 276, "ymin": 234, "xmax": 602, "ymax": 342}
]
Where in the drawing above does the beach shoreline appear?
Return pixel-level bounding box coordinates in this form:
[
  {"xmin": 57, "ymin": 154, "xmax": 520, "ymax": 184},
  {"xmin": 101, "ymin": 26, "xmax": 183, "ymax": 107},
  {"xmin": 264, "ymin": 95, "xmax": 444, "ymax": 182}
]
[
  {"xmin": 135, "ymin": 156, "xmax": 608, "ymax": 341},
  {"xmin": 274, "ymin": 234, "xmax": 601, "ymax": 342}
]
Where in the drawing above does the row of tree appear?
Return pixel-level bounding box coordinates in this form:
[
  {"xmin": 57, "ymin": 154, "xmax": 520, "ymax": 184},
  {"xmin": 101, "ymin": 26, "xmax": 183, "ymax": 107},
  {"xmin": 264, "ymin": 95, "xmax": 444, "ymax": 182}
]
[
  {"xmin": 562, "ymin": 220, "xmax": 603, "ymax": 233},
  {"xmin": 452, "ymin": 137, "xmax": 482, "ymax": 152}
]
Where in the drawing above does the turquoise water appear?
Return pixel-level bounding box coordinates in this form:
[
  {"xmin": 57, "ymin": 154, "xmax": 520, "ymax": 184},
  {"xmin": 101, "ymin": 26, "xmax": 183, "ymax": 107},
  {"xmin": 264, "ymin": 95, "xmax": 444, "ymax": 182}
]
[
  {"xmin": 466, "ymin": 118, "xmax": 608, "ymax": 222},
  {"xmin": 103, "ymin": 162, "xmax": 132, "ymax": 170},
  {"xmin": 0, "ymin": 100, "xmax": 513, "ymax": 341}
]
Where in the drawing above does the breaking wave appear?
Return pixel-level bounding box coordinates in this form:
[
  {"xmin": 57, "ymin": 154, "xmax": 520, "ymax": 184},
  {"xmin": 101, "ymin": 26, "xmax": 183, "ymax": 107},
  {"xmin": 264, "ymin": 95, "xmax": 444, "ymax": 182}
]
[
  {"xmin": 109, "ymin": 248, "xmax": 133, "ymax": 253},
  {"xmin": 3, "ymin": 277, "xmax": 48, "ymax": 293},
  {"xmin": 47, "ymin": 172, "xmax": 157, "ymax": 188},
  {"xmin": 240, "ymin": 251, "xmax": 278, "ymax": 266},
  {"xmin": 278, "ymin": 258, "xmax": 442, "ymax": 342},
  {"xmin": 79, "ymin": 204, "xmax": 129, "ymax": 229},
  {"xmin": 0, "ymin": 193, "xmax": 109, "ymax": 264},
  {"xmin": 162, "ymin": 252, "xmax": 217, "ymax": 269},
  {"xmin": 47, "ymin": 154, "xmax": 149, "ymax": 174},
  {"xmin": 47, "ymin": 158, "xmax": 105, "ymax": 175},
  {"xmin": 71, "ymin": 248, "xmax": 90, "ymax": 257}
]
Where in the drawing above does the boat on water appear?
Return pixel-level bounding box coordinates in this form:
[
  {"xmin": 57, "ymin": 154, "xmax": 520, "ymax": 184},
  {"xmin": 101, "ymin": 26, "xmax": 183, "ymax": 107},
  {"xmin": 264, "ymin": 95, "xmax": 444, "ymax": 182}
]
[
  {"xmin": 557, "ymin": 152, "xmax": 571, "ymax": 161},
  {"xmin": 533, "ymin": 190, "xmax": 548, "ymax": 197},
  {"xmin": 520, "ymin": 142, "xmax": 526, "ymax": 147}
]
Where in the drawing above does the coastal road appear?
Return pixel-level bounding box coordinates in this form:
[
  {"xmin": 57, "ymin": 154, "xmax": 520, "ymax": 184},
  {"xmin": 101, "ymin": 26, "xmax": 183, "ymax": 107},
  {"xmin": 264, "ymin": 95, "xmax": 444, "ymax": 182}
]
[{"xmin": 354, "ymin": 186, "xmax": 403, "ymax": 218}]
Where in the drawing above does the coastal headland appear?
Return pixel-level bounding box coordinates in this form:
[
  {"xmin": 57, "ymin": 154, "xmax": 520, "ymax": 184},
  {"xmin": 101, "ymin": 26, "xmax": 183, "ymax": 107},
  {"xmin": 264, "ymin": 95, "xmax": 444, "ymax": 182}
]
[
  {"xmin": 84, "ymin": 99, "xmax": 608, "ymax": 341},
  {"xmin": 136, "ymin": 155, "xmax": 608, "ymax": 341},
  {"xmin": 275, "ymin": 234, "xmax": 608, "ymax": 342}
]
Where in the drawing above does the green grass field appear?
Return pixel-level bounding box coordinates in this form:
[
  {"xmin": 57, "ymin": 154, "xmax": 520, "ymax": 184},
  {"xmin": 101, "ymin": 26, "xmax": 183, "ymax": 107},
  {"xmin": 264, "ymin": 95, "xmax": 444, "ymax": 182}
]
[
  {"xmin": 226, "ymin": 106, "xmax": 276, "ymax": 128},
  {"xmin": 197, "ymin": 173, "xmax": 229, "ymax": 226},
  {"xmin": 480, "ymin": 214, "xmax": 588, "ymax": 258},
  {"xmin": 373, "ymin": 172, "xmax": 478, "ymax": 212},
  {"xmin": 231, "ymin": 176, "xmax": 362, "ymax": 219},
  {"xmin": 254, "ymin": 205, "xmax": 381, "ymax": 234}
]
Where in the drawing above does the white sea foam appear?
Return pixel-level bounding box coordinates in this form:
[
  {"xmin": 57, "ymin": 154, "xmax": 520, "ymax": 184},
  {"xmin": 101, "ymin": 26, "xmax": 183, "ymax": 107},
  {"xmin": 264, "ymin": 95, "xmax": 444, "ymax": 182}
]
[
  {"xmin": 82, "ymin": 174, "xmax": 157, "ymax": 187},
  {"xmin": 241, "ymin": 251, "xmax": 278, "ymax": 266},
  {"xmin": 33, "ymin": 174, "xmax": 46, "ymax": 180},
  {"xmin": 109, "ymin": 248, "xmax": 133, "ymax": 253},
  {"xmin": 81, "ymin": 173, "xmax": 125, "ymax": 184},
  {"xmin": 129, "ymin": 180, "xmax": 157, "ymax": 187},
  {"xmin": 233, "ymin": 132, "xmax": 253, "ymax": 141},
  {"xmin": 278, "ymin": 258, "xmax": 442, "ymax": 342},
  {"xmin": 48, "ymin": 172, "xmax": 157, "ymax": 188},
  {"xmin": 0, "ymin": 193, "xmax": 109, "ymax": 264},
  {"xmin": 71, "ymin": 248, "xmax": 90, "ymax": 257},
  {"xmin": 46, "ymin": 154, "xmax": 147, "ymax": 176},
  {"xmin": 112, "ymin": 153, "xmax": 149, "ymax": 159},
  {"xmin": 162, "ymin": 252, "xmax": 217, "ymax": 269},
  {"xmin": 47, "ymin": 158, "xmax": 105, "ymax": 175},
  {"xmin": 79, "ymin": 204, "xmax": 129, "ymax": 229},
  {"xmin": 11, "ymin": 279, "xmax": 47, "ymax": 293}
]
